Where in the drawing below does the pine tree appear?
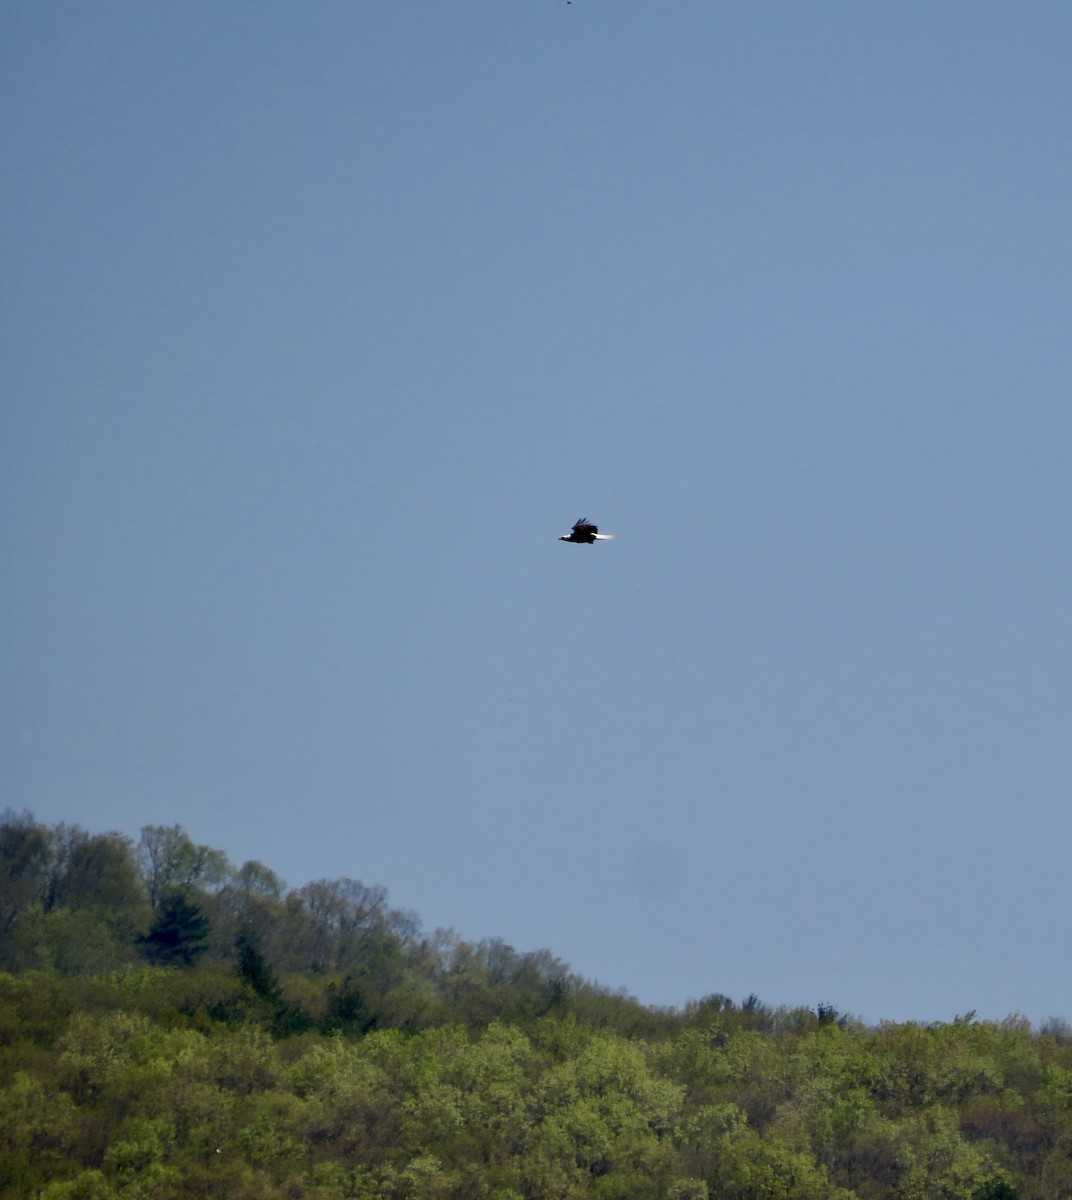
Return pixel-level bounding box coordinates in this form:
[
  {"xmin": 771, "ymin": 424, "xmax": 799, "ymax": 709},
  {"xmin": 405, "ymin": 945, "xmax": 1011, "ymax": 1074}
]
[
  {"xmin": 137, "ymin": 890, "xmax": 209, "ymax": 966},
  {"xmin": 235, "ymin": 928, "xmax": 282, "ymax": 1002}
]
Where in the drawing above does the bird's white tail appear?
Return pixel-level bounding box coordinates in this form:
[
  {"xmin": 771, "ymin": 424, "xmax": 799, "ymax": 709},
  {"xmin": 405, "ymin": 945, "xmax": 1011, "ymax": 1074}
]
[{"xmin": 593, "ymin": 533, "xmax": 614, "ymax": 540}]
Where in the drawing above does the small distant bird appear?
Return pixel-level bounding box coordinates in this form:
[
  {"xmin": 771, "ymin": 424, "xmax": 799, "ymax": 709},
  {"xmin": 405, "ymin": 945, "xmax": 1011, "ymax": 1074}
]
[{"xmin": 559, "ymin": 517, "xmax": 614, "ymax": 544}]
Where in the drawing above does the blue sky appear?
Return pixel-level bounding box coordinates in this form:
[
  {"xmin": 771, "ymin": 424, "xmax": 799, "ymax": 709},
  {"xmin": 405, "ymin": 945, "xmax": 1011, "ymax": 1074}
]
[{"xmin": 3, "ymin": 1, "xmax": 1071, "ymax": 1024}]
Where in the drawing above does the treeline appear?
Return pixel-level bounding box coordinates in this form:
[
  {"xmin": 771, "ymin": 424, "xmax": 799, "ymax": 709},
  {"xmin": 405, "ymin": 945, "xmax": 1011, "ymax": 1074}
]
[
  {"xmin": 0, "ymin": 810, "xmax": 631, "ymax": 1035},
  {"xmin": 1, "ymin": 812, "xmax": 1070, "ymax": 1199}
]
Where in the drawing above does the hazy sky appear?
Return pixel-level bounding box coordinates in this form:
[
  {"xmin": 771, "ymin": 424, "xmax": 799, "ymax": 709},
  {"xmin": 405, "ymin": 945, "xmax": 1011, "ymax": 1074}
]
[{"xmin": 4, "ymin": 1, "xmax": 1071, "ymax": 1025}]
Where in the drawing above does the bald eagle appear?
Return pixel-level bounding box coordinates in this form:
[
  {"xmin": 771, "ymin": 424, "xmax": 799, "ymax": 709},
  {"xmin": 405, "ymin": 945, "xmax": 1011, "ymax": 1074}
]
[{"xmin": 559, "ymin": 517, "xmax": 614, "ymax": 544}]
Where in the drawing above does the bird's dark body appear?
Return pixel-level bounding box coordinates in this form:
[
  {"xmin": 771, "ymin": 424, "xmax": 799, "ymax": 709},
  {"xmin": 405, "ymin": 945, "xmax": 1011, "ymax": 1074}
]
[{"xmin": 559, "ymin": 518, "xmax": 602, "ymax": 544}]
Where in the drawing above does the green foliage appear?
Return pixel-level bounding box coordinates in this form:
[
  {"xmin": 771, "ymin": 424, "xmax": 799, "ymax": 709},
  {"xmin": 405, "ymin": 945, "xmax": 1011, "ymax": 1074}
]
[
  {"xmin": 9, "ymin": 906, "xmax": 136, "ymax": 974},
  {"xmin": 137, "ymin": 825, "xmax": 231, "ymax": 909},
  {"xmin": 0, "ymin": 811, "xmax": 51, "ymax": 935},
  {"xmin": 2, "ymin": 812, "xmax": 1071, "ymax": 1199},
  {"xmin": 38, "ymin": 1171, "xmax": 117, "ymax": 1200}
]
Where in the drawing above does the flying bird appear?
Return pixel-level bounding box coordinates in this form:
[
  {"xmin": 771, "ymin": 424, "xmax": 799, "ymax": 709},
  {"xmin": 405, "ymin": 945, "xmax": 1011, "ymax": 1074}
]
[{"xmin": 559, "ymin": 517, "xmax": 614, "ymax": 544}]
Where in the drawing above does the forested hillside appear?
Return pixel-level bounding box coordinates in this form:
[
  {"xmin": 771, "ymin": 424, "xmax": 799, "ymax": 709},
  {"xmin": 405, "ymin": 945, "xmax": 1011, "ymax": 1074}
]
[{"xmin": 1, "ymin": 811, "xmax": 1069, "ymax": 1199}]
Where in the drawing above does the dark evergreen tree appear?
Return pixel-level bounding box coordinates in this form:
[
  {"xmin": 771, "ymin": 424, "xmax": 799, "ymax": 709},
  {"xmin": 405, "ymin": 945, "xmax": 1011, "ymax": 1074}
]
[
  {"xmin": 235, "ymin": 927, "xmax": 282, "ymax": 1003},
  {"xmin": 974, "ymin": 1183, "xmax": 1020, "ymax": 1200},
  {"xmin": 325, "ymin": 972, "xmax": 377, "ymax": 1034},
  {"xmin": 137, "ymin": 890, "xmax": 209, "ymax": 966}
]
